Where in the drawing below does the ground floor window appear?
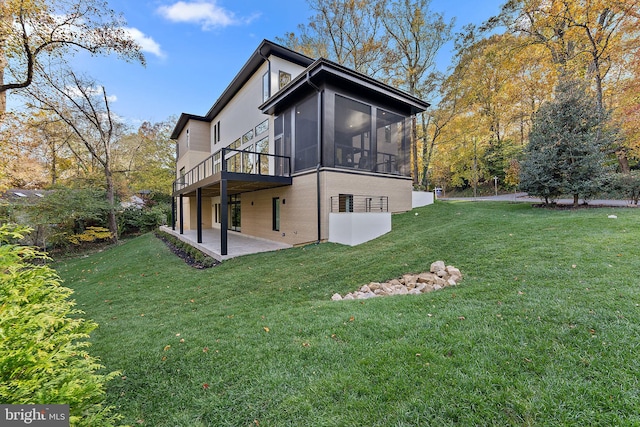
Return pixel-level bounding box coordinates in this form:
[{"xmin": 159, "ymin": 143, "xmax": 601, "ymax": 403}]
[
  {"xmin": 272, "ymin": 197, "xmax": 280, "ymax": 231},
  {"xmin": 339, "ymin": 194, "xmax": 354, "ymax": 213},
  {"xmin": 229, "ymin": 195, "xmax": 241, "ymax": 231},
  {"xmin": 214, "ymin": 203, "xmax": 221, "ymax": 224}
]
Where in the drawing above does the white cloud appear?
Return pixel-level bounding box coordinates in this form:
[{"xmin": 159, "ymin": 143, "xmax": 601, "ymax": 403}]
[
  {"xmin": 65, "ymin": 85, "xmax": 117, "ymax": 103},
  {"xmin": 124, "ymin": 27, "xmax": 166, "ymax": 59},
  {"xmin": 157, "ymin": 1, "xmax": 257, "ymax": 30}
]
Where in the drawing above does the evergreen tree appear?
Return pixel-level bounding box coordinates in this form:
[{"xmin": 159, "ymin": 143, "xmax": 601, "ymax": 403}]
[{"xmin": 520, "ymin": 78, "xmax": 610, "ymax": 206}]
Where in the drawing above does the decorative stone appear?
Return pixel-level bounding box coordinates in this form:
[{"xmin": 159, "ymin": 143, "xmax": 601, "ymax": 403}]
[
  {"xmin": 403, "ymin": 274, "xmax": 418, "ymax": 285},
  {"xmin": 446, "ymin": 266, "xmax": 462, "ymax": 281},
  {"xmin": 395, "ymin": 286, "xmax": 409, "ymax": 295},
  {"xmin": 418, "ymin": 273, "xmax": 437, "ymax": 284},
  {"xmin": 331, "ymin": 261, "xmax": 462, "ymax": 301},
  {"xmin": 382, "ymin": 283, "xmax": 394, "ymax": 294},
  {"xmin": 430, "ymin": 261, "xmax": 446, "ymax": 273}
]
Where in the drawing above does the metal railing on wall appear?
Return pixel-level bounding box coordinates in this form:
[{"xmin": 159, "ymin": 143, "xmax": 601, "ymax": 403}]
[
  {"xmin": 330, "ymin": 195, "xmax": 389, "ymax": 213},
  {"xmin": 173, "ymin": 148, "xmax": 291, "ymax": 193}
]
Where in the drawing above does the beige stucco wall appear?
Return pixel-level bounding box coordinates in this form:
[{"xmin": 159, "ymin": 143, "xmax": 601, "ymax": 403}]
[
  {"xmin": 321, "ymin": 169, "xmax": 413, "ymax": 214},
  {"xmin": 176, "ymin": 120, "xmax": 211, "ymax": 179},
  {"xmin": 241, "ymin": 173, "xmax": 319, "ymax": 246},
  {"xmin": 177, "ymin": 169, "xmax": 411, "ymax": 245},
  {"xmin": 240, "ymin": 169, "xmax": 412, "ymax": 246},
  {"xmin": 208, "ymin": 57, "xmax": 306, "ymax": 156}
]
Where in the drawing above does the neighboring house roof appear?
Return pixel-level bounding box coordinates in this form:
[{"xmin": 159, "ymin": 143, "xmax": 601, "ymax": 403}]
[
  {"xmin": 170, "ymin": 40, "xmax": 314, "ymax": 140},
  {"xmin": 121, "ymin": 195, "xmax": 145, "ymax": 209},
  {"xmin": 260, "ymin": 57, "xmax": 431, "ymax": 116},
  {"xmin": 1, "ymin": 189, "xmax": 48, "ymax": 203}
]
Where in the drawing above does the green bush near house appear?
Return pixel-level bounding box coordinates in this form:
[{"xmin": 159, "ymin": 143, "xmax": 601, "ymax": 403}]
[
  {"xmin": 118, "ymin": 204, "xmax": 170, "ymax": 235},
  {"xmin": 0, "ymin": 225, "xmax": 121, "ymax": 427}
]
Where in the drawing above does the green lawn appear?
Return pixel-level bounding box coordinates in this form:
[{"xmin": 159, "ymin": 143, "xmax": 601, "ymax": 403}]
[{"xmin": 55, "ymin": 201, "xmax": 640, "ymax": 426}]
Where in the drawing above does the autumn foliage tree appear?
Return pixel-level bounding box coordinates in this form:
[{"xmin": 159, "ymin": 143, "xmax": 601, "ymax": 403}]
[
  {"xmin": 26, "ymin": 69, "xmax": 123, "ymax": 241},
  {"xmin": 485, "ymin": 0, "xmax": 640, "ymax": 171},
  {"xmin": 280, "ymin": 0, "xmax": 454, "ymax": 186}
]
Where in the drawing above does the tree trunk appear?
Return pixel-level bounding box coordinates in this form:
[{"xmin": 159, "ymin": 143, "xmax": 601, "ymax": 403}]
[
  {"xmin": 573, "ymin": 193, "xmax": 579, "ymax": 207},
  {"xmin": 617, "ymin": 150, "xmax": 630, "ymax": 173},
  {"xmin": 104, "ymin": 168, "xmax": 118, "ymax": 243},
  {"xmin": 0, "ymin": 32, "xmax": 6, "ymax": 115}
]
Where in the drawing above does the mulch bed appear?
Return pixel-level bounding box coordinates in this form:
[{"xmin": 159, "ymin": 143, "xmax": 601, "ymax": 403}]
[{"xmin": 154, "ymin": 232, "xmax": 219, "ymax": 269}]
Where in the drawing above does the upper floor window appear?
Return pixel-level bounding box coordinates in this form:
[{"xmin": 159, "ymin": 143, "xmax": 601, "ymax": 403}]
[
  {"xmin": 334, "ymin": 95, "xmax": 371, "ymax": 171},
  {"xmin": 186, "ymin": 128, "xmax": 190, "ymax": 148},
  {"xmin": 376, "ymin": 109, "xmax": 405, "ymax": 174},
  {"xmin": 294, "ymin": 94, "xmax": 319, "ymax": 172},
  {"xmin": 279, "ymin": 71, "xmax": 291, "ymax": 89},
  {"xmin": 212, "ymin": 121, "xmax": 221, "ymax": 145},
  {"xmin": 256, "ymin": 119, "xmax": 268, "ymax": 136},
  {"xmin": 262, "ymin": 72, "xmax": 270, "ymax": 103}
]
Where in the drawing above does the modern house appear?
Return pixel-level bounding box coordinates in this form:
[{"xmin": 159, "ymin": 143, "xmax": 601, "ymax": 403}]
[{"xmin": 168, "ymin": 40, "xmax": 430, "ymax": 260}]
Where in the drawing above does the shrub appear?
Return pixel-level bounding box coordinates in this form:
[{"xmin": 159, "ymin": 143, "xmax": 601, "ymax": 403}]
[
  {"xmin": 0, "ymin": 224, "xmax": 121, "ymax": 426},
  {"xmin": 155, "ymin": 230, "xmax": 219, "ymax": 268},
  {"xmin": 67, "ymin": 226, "xmax": 114, "ymax": 245},
  {"xmin": 609, "ymin": 171, "xmax": 640, "ymax": 205},
  {"xmin": 118, "ymin": 205, "xmax": 169, "ymax": 236}
]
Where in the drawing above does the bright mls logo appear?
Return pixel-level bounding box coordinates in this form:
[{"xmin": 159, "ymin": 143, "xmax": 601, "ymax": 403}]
[{"xmin": 1, "ymin": 405, "xmax": 69, "ymax": 426}]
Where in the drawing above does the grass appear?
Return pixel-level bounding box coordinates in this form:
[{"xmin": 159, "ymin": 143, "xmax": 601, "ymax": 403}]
[{"xmin": 54, "ymin": 201, "xmax": 640, "ymax": 426}]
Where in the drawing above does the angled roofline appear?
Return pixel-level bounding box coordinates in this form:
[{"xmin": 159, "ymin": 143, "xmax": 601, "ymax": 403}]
[
  {"xmin": 170, "ymin": 40, "xmax": 315, "ymax": 140},
  {"xmin": 260, "ymin": 58, "xmax": 431, "ymax": 115},
  {"xmin": 170, "ymin": 114, "xmax": 209, "ymax": 140}
]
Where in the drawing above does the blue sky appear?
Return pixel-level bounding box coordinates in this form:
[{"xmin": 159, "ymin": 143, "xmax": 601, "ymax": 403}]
[{"xmin": 65, "ymin": 0, "xmax": 505, "ymax": 126}]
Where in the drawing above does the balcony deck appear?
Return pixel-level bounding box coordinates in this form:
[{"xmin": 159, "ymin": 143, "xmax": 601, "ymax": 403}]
[
  {"xmin": 173, "ymin": 147, "xmax": 292, "ymax": 197},
  {"xmin": 171, "ymin": 148, "xmax": 293, "ymax": 257}
]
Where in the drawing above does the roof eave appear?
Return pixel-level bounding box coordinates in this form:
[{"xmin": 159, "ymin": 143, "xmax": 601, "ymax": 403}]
[{"xmin": 260, "ymin": 58, "xmax": 431, "ymax": 116}]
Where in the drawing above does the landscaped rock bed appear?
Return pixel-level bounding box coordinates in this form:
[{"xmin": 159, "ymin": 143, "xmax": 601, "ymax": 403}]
[{"xmin": 331, "ymin": 261, "xmax": 462, "ymax": 301}]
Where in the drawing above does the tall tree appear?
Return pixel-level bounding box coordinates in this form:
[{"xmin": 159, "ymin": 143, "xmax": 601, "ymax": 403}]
[
  {"xmin": 281, "ymin": 0, "xmax": 453, "ymax": 185},
  {"xmin": 118, "ymin": 119, "xmax": 177, "ymax": 195},
  {"xmin": 0, "ymin": 112, "xmax": 49, "ymax": 189},
  {"xmin": 26, "ymin": 68, "xmax": 123, "ymax": 241},
  {"xmin": 278, "ymin": 0, "xmax": 388, "ymax": 77},
  {"xmin": 23, "ymin": 111, "xmax": 78, "ymax": 186},
  {"xmin": 0, "ymin": 0, "xmax": 144, "ymax": 114},
  {"xmin": 520, "ymin": 77, "xmax": 610, "ymax": 206},
  {"xmin": 379, "ymin": 0, "xmax": 454, "ymax": 185},
  {"xmin": 484, "ymin": 0, "xmax": 640, "ymax": 171}
]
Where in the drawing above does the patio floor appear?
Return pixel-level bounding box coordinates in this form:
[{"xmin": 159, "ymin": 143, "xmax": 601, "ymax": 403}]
[{"xmin": 159, "ymin": 226, "xmax": 292, "ymax": 261}]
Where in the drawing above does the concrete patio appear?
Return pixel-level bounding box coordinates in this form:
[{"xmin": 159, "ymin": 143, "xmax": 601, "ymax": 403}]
[{"xmin": 159, "ymin": 226, "xmax": 292, "ymax": 261}]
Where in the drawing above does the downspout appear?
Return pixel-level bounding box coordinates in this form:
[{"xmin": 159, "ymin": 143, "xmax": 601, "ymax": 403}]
[{"xmin": 306, "ymin": 71, "xmax": 322, "ymax": 243}]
